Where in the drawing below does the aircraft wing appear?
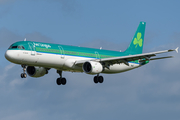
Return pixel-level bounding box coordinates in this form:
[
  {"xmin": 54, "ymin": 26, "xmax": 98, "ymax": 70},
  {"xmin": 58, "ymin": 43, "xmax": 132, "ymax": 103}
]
[
  {"xmin": 96, "ymin": 47, "xmax": 178, "ymax": 65},
  {"xmin": 75, "ymin": 47, "xmax": 178, "ymax": 66}
]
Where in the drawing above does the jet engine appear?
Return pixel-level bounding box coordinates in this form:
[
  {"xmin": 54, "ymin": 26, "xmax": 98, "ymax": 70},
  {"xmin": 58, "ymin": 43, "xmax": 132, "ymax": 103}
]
[
  {"xmin": 27, "ymin": 66, "xmax": 47, "ymax": 78},
  {"xmin": 83, "ymin": 61, "xmax": 103, "ymax": 74}
]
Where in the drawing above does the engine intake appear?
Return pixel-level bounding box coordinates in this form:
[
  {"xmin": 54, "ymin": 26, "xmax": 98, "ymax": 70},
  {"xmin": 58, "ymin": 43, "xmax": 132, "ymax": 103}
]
[
  {"xmin": 83, "ymin": 61, "xmax": 103, "ymax": 74},
  {"xmin": 27, "ymin": 66, "xmax": 47, "ymax": 78}
]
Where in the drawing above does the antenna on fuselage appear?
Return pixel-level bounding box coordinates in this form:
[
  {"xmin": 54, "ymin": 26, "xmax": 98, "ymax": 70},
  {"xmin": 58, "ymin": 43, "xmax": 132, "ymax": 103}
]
[{"xmin": 24, "ymin": 38, "xmax": 26, "ymax": 41}]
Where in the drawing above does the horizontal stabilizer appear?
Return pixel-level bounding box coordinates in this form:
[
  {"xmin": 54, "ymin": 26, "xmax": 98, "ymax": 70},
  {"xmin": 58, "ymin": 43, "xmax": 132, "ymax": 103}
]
[{"xmin": 150, "ymin": 56, "xmax": 173, "ymax": 61}]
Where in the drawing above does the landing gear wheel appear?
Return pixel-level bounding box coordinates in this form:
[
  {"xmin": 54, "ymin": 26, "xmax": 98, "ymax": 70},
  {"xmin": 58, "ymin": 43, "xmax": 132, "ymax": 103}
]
[
  {"xmin": 21, "ymin": 73, "xmax": 27, "ymax": 78},
  {"xmin": 23, "ymin": 73, "xmax": 27, "ymax": 78},
  {"xmin": 94, "ymin": 76, "xmax": 98, "ymax": 83},
  {"xmin": 21, "ymin": 65, "xmax": 27, "ymax": 78},
  {"xmin": 56, "ymin": 77, "xmax": 67, "ymax": 85},
  {"xmin": 56, "ymin": 78, "xmax": 61, "ymax": 85},
  {"xmin": 61, "ymin": 78, "xmax": 67, "ymax": 85},
  {"xmin": 93, "ymin": 75, "xmax": 104, "ymax": 84},
  {"xmin": 56, "ymin": 70, "xmax": 67, "ymax": 85},
  {"xmin": 98, "ymin": 76, "xmax": 104, "ymax": 83},
  {"xmin": 21, "ymin": 73, "xmax": 24, "ymax": 78}
]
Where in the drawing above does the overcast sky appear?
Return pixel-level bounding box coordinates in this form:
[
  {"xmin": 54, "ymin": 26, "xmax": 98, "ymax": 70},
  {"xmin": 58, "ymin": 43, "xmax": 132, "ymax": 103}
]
[{"xmin": 0, "ymin": 0, "xmax": 180, "ymax": 120}]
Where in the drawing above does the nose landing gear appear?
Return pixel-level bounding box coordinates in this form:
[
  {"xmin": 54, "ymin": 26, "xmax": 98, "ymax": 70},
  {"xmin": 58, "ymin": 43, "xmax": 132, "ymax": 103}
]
[{"xmin": 21, "ymin": 65, "xmax": 27, "ymax": 78}]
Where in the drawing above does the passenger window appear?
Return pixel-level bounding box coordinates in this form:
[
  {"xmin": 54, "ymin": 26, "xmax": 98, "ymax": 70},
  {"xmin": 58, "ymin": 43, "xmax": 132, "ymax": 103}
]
[{"xmin": 22, "ymin": 46, "xmax": 25, "ymax": 49}]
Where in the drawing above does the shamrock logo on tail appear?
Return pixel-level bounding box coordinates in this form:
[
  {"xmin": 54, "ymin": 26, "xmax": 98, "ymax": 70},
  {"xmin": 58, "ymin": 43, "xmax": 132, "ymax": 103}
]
[{"xmin": 133, "ymin": 32, "xmax": 143, "ymax": 48}]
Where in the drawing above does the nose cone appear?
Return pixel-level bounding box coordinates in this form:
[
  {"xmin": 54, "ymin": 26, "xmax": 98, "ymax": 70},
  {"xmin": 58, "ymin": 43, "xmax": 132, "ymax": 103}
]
[{"xmin": 5, "ymin": 50, "xmax": 16, "ymax": 62}]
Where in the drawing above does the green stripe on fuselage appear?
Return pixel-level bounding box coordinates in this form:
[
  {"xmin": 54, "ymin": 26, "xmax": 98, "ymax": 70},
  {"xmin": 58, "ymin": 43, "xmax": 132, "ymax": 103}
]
[
  {"xmin": 36, "ymin": 47, "xmax": 114, "ymax": 59},
  {"xmin": 8, "ymin": 41, "xmax": 147, "ymax": 64}
]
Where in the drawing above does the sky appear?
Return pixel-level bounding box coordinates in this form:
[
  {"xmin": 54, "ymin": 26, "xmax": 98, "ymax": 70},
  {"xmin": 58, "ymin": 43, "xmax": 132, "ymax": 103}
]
[{"xmin": 0, "ymin": 0, "xmax": 180, "ymax": 120}]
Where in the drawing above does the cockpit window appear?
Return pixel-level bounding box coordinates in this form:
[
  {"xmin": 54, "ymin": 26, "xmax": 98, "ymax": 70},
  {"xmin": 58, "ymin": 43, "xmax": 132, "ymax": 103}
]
[
  {"xmin": 8, "ymin": 45, "xmax": 12, "ymax": 49},
  {"xmin": 12, "ymin": 46, "xmax": 18, "ymax": 49},
  {"xmin": 8, "ymin": 45, "xmax": 25, "ymax": 50},
  {"xmin": 18, "ymin": 46, "xmax": 25, "ymax": 49}
]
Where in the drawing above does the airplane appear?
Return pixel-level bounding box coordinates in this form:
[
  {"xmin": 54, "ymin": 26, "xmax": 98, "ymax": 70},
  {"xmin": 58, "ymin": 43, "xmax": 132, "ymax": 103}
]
[{"xmin": 5, "ymin": 22, "xmax": 178, "ymax": 85}]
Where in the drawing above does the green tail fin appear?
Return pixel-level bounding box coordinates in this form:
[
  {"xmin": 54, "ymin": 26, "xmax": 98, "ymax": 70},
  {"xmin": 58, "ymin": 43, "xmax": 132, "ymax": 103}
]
[{"xmin": 124, "ymin": 22, "xmax": 146, "ymax": 55}]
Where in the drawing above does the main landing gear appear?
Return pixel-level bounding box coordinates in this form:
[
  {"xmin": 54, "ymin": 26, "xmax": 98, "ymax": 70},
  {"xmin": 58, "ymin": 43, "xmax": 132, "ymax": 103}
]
[
  {"xmin": 56, "ymin": 70, "xmax": 67, "ymax": 85},
  {"xmin": 94, "ymin": 74, "xmax": 104, "ymax": 84},
  {"xmin": 21, "ymin": 65, "xmax": 27, "ymax": 78}
]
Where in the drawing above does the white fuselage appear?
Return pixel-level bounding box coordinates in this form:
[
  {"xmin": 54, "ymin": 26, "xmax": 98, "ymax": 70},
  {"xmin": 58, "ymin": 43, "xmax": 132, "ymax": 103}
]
[{"xmin": 5, "ymin": 49, "xmax": 141, "ymax": 74}]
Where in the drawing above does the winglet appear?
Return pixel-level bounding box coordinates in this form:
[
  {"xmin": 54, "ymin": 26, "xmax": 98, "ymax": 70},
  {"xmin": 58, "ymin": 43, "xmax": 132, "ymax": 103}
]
[
  {"xmin": 175, "ymin": 47, "xmax": 179, "ymax": 53},
  {"xmin": 168, "ymin": 47, "xmax": 179, "ymax": 53}
]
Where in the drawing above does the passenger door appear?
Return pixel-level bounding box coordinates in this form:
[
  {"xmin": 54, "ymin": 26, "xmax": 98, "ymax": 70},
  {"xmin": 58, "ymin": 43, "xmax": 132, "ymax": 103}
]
[
  {"xmin": 58, "ymin": 46, "xmax": 65, "ymax": 59},
  {"xmin": 28, "ymin": 42, "xmax": 36, "ymax": 56},
  {"xmin": 95, "ymin": 51, "xmax": 101, "ymax": 59}
]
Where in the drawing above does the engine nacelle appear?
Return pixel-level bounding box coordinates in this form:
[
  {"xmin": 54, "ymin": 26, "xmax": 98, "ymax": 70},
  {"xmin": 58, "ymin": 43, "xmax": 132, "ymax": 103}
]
[
  {"xmin": 27, "ymin": 66, "xmax": 47, "ymax": 78},
  {"xmin": 83, "ymin": 61, "xmax": 103, "ymax": 74}
]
